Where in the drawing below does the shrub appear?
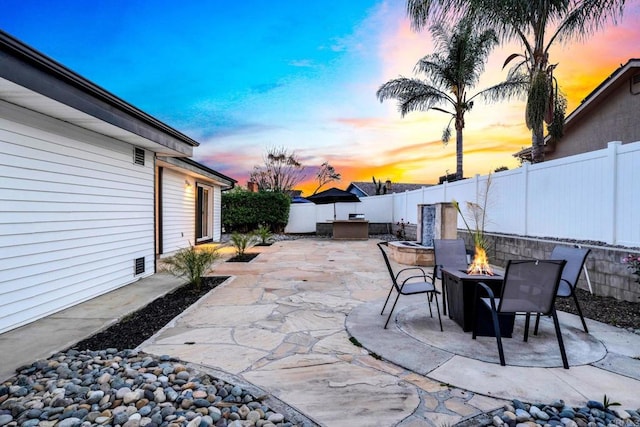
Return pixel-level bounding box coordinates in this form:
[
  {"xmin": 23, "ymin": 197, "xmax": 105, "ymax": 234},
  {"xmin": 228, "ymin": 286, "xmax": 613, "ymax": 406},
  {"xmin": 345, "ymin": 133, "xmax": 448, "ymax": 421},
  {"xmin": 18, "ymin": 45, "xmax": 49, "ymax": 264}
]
[
  {"xmin": 255, "ymin": 224, "xmax": 274, "ymax": 245},
  {"xmin": 222, "ymin": 190, "xmax": 290, "ymax": 233},
  {"xmin": 230, "ymin": 232, "xmax": 258, "ymax": 257},
  {"xmin": 163, "ymin": 245, "xmax": 220, "ymax": 290}
]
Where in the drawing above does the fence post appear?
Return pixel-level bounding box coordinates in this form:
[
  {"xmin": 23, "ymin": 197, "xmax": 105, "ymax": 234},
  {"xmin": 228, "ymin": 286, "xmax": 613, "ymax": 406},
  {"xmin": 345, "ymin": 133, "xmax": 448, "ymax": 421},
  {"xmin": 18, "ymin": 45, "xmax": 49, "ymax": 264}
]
[
  {"xmin": 606, "ymin": 141, "xmax": 621, "ymax": 245},
  {"xmin": 522, "ymin": 162, "xmax": 529, "ymax": 236}
]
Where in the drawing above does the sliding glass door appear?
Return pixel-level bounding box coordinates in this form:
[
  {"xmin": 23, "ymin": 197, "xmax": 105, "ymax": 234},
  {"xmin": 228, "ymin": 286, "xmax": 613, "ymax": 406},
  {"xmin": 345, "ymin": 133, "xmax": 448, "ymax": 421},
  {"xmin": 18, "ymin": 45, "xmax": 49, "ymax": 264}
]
[{"xmin": 196, "ymin": 183, "xmax": 213, "ymax": 242}]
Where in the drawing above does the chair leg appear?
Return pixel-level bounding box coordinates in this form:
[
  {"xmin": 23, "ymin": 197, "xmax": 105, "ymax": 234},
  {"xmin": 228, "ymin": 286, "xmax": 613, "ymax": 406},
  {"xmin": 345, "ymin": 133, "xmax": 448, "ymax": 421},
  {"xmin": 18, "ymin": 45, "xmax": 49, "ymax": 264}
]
[
  {"xmin": 381, "ymin": 286, "xmax": 395, "ymax": 315},
  {"xmin": 426, "ymin": 294, "xmax": 434, "ymax": 318},
  {"xmin": 442, "ymin": 280, "xmax": 448, "ymax": 316},
  {"xmin": 433, "ymin": 292, "xmax": 443, "ymax": 332},
  {"xmin": 551, "ymin": 309, "xmax": 570, "ymax": 369},
  {"xmin": 534, "ymin": 313, "xmax": 541, "ymax": 335},
  {"xmin": 490, "ymin": 307, "xmax": 506, "ymax": 366},
  {"xmin": 571, "ymin": 292, "xmax": 589, "ymax": 333},
  {"xmin": 523, "ymin": 313, "xmax": 530, "ymax": 342},
  {"xmin": 384, "ymin": 292, "xmax": 402, "ymax": 329}
]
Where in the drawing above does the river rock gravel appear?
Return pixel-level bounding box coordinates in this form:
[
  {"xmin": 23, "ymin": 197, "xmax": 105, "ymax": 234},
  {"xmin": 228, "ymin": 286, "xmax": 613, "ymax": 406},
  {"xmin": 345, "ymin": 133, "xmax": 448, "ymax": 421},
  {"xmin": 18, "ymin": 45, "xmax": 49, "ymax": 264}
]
[{"xmin": 0, "ymin": 349, "xmax": 309, "ymax": 427}]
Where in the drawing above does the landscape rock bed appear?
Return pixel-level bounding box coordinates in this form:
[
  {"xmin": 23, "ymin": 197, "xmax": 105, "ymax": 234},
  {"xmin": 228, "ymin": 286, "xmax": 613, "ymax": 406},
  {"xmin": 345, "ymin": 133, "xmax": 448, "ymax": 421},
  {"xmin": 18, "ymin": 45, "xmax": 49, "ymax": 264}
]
[
  {"xmin": 458, "ymin": 398, "xmax": 640, "ymax": 427},
  {"xmin": 0, "ymin": 349, "xmax": 310, "ymax": 427}
]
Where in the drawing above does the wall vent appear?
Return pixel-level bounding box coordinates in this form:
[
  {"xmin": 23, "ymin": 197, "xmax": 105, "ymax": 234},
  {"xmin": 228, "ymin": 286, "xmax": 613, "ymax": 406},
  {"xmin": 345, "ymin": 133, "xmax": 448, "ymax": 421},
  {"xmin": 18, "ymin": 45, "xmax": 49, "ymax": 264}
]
[
  {"xmin": 134, "ymin": 147, "xmax": 145, "ymax": 165},
  {"xmin": 134, "ymin": 257, "xmax": 145, "ymax": 275}
]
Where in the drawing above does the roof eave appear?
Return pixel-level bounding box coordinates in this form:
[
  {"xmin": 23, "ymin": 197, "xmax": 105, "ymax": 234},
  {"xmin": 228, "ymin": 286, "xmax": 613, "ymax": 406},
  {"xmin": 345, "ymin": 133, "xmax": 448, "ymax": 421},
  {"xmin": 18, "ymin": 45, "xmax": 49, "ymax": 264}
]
[
  {"xmin": 0, "ymin": 30, "xmax": 198, "ymax": 155},
  {"xmin": 157, "ymin": 156, "xmax": 237, "ymax": 188}
]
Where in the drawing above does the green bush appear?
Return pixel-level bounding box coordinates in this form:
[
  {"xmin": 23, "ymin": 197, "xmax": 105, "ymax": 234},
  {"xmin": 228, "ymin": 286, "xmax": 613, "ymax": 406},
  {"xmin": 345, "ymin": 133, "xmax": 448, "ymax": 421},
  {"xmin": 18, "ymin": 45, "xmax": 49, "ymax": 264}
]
[
  {"xmin": 222, "ymin": 190, "xmax": 290, "ymax": 233},
  {"xmin": 163, "ymin": 245, "xmax": 220, "ymax": 290}
]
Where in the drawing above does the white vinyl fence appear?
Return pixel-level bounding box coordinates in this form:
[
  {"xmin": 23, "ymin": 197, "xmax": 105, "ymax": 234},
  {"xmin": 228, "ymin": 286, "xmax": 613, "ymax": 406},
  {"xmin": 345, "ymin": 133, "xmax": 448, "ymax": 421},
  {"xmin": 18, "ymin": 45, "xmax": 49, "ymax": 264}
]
[{"xmin": 287, "ymin": 141, "xmax": 640, "ymax": 248}]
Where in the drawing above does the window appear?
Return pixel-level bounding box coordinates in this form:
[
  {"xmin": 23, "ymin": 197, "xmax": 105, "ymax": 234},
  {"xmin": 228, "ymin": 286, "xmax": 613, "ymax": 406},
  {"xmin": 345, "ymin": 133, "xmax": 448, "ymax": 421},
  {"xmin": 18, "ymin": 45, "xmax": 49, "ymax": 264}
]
[{"xmin": 196, "ymin": 184, "xmax": 213, "ymax": 242}]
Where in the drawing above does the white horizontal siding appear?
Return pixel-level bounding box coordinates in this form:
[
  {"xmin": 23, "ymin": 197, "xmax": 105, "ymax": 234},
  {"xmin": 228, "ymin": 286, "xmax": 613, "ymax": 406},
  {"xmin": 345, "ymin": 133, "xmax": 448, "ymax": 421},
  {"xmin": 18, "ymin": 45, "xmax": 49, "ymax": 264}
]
[
  {"xmin": 161, "ymin": 169, "xmax": 195, "ymax": 254},
  {"xmin": 213, "ymin": 185, "xmax": 222, "ymax": 241},
  {"xmin": 0, "ymin": 101, "xmax": 155, "ymax": 334}
]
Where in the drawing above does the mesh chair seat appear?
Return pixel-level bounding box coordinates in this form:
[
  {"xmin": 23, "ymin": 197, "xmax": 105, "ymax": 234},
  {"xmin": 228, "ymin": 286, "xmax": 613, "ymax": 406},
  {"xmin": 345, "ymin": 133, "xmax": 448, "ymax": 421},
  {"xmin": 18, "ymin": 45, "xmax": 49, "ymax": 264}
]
[
  {"xmin": 556, "ymin": 280, "xmax": 573, "ymax": 297},
  {"xmin": 402, "ymin": 281, "xmax": 437, "ymax": 294}
]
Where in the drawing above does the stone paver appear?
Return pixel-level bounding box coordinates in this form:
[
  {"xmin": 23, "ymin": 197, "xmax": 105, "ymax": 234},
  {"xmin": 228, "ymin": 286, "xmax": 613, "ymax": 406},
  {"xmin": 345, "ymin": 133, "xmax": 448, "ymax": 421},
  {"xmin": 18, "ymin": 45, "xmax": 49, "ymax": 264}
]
[
  {"xmin": 6, "ymin": 238, "xmax": 638, "ymax": 426},
  {"xmin": 141, "ymin": 239, "xmax": 509, "ymax": 426}
]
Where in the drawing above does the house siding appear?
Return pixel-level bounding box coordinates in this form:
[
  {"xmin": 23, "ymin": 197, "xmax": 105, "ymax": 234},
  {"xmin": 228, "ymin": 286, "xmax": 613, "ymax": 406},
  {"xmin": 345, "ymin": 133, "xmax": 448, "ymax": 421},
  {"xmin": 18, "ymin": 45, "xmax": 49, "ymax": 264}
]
[
  {"xmin": 547, "ymin": 72, "xmax": 640, "ymax": 160},
  {"xmin": 213, "ymin": 185, "xmax": 221, "ymax": 241},
  {"xmin": 0, "ymin": 101, "xmax": 155, "ymax": 334},
  {"xmin": 161, "ymin": 168, "xmax": 195, "ymax": 254}
]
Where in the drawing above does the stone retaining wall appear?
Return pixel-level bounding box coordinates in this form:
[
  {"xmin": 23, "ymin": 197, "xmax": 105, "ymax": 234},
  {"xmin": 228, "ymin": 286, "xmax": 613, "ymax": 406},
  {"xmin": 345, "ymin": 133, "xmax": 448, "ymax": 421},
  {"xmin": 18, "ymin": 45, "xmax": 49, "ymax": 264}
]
[{"xmin": 459, "ymin": 231, "xmax": 640, "ymax": 302}]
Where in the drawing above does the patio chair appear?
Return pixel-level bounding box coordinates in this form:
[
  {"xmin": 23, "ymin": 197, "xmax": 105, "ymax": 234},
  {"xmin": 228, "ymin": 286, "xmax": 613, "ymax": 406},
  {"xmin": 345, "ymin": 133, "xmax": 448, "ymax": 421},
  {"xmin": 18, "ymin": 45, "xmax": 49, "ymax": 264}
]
[
  {"xmin": 433, "ymin": 239, "xmax": 469, "ymax": 316},
  {"xmin": 534, "ymin": 245, "xmax": 591, "ymax": 333},
  {"xmin": 472, "ymin": 259, "xmax": 569, "ymax": 369},
  {"xmin": 378, "ymin": 242, "xmax": 443, "ymax": 331}
]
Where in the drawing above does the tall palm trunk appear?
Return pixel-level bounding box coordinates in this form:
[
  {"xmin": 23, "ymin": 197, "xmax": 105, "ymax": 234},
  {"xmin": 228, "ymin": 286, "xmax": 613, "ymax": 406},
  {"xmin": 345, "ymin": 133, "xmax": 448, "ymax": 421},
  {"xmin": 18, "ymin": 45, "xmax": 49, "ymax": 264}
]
[
  {"xmin": 455, "ymin": 121, "xmax": 464, "ymax": 179},
  {"xmin": 531, "ymin": 123, "xmax": 545, "ymax": 163}
]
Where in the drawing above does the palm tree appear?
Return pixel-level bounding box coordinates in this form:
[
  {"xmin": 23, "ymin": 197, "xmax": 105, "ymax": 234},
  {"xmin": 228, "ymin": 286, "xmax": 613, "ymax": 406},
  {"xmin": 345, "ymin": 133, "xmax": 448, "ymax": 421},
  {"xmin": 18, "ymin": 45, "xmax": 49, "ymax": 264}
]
[
  {"xmin": 406, "ymin": 0, "xmax": 626, "ymax": 163},
  {"xmin": 377, "ymin": 20, "xmax": 524, "ymax": 180}
]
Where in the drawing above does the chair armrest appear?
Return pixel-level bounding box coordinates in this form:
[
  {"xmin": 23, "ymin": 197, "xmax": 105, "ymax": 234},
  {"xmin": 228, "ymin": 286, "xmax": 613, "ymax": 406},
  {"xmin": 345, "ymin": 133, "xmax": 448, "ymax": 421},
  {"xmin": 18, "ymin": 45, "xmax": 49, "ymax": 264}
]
[
  {"xmin": 475, "ymin": 281, "xmax": 498, "ymax": 311},
  {"xmin": 476, "ymin": 281, "xmax": 495, "ymax": 299},
  {"xmin": 401, "ymin": 275, "xmax": 433, "ymax": 286},
  {"xmin": 396, "ymin": 267, "xmax": 433, "ymax": 281}
]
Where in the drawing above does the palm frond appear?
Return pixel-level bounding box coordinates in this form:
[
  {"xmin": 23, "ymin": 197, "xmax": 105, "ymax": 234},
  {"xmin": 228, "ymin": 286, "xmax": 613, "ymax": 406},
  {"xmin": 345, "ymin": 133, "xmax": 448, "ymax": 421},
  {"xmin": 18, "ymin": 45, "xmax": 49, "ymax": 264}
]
[
  {"xmin": 475, "ymin": 76, "xmax": 528, "ymax": 103},
  {"xmin": 553, "ymin": 0, "xmax": 625, "ymax": 45},
  {"xmin": 376, "ymin": 78, "xmax": 452, "ymax": 118}
]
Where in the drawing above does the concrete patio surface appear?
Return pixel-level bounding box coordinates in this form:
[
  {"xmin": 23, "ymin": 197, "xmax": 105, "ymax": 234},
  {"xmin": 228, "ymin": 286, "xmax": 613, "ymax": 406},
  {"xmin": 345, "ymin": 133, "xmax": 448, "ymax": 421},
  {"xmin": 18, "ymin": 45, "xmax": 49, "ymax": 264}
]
[{"xmin": 2, "ymin": 239, "xmax": 639, "ymax": 426}]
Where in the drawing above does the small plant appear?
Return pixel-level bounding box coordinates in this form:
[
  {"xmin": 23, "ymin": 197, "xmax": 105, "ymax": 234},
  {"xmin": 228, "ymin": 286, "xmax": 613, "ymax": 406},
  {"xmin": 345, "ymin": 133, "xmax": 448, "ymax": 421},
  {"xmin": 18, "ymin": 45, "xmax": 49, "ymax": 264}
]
[
  {"xmin": 373, "ymin": 176, "xmax": 387, "ymax": 195},
  {"xmin": 602, "ymin": 394, "xmax": 621, "ymax": 409},
  {"xmin": 163, "ymin": 245, "xmax": 220, "ymax": 290},
  {"xmin": 451, "ymin": 173, "xmax": 494, "ymax": 252},
  {"xmin": 621, "ymin": 254, "xmax": 640, "ymax": 283},
  {"xmin": 230, "ymin": 232, "xmax": 257, "ymax": 257},
  {"xmin": 396, "ymin": 218, "xmax": 407, "ymax": 240},
  {"xmin": 255, "ymin": 224, "xmax": 274, "ymax": 245}
]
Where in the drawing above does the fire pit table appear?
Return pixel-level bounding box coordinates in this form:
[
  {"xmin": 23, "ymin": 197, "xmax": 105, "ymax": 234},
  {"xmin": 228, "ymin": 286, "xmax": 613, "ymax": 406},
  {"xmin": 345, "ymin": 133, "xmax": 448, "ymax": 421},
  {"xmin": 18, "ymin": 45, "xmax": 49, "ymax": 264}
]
[{"xmin": 441, "ymin": 268, "xmax": 515, "ymax": 337}]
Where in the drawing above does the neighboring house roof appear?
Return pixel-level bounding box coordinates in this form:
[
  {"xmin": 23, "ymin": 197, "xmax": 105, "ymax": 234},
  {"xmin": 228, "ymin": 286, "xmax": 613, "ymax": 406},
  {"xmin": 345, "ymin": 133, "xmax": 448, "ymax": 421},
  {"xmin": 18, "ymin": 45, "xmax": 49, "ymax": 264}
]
[
  {"xmin": 513, "ymin": 58, "xmax": 640, "ymax": 161},
  {"xmin": 346, "ymin": 181, "xmax": 432, "ymax": 197},
  {"xmin": 0, "ymin": 30, "xmax": 197, "ymax": 157},
  {"xmin": 157, "ymin": 156, "xmax": 236, "ymax": 189}
]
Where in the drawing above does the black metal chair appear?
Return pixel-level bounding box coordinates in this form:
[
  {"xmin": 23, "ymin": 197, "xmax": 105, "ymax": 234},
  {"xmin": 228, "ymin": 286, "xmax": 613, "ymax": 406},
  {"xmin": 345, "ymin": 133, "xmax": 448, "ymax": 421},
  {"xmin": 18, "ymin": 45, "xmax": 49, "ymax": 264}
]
[
  {"xmin": 473, "ymin": 259, "xmax": 569, "ymax": 369},
  {"xmin": 378, "ymin": 242, "xmax": 443, "ymax": 331},
  {"xmin": 433, "ymin": 239, "xmax": 468, "ymax": 316},
  {"xmin": 534, "ymin": 245, "xmax": 591, "ymax": 333}
]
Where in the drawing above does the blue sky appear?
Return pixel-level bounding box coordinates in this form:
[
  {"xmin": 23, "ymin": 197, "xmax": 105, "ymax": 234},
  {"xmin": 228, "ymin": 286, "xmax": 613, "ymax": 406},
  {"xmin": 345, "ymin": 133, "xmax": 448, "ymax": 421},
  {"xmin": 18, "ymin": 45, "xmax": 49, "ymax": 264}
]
[{"xmin": 2, "ymin": 1, "xmax": 639, "ymax": 193}]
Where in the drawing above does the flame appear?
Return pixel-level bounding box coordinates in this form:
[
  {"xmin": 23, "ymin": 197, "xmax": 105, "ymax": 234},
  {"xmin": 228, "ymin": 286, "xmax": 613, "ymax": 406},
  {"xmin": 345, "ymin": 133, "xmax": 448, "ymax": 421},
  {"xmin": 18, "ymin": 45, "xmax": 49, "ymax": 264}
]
[{"xmin": 468, "ymin": 246, "xmax": 494, "ymax": 276}]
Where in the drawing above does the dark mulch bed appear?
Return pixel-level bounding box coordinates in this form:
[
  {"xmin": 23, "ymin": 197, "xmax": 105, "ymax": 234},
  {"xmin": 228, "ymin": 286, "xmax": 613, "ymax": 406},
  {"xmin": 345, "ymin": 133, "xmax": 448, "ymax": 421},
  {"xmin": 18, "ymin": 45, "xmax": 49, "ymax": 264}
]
[
  {"xmin": 71, "ymin": 276, "xmax": 228, "ymax": 351},
  {"xmin": 226, "ymin": 253, "xmax": 259, "ymax": 262},
  {"xmin": 557, "ymin": 288, "xmax": 640, "ymax": 330}
]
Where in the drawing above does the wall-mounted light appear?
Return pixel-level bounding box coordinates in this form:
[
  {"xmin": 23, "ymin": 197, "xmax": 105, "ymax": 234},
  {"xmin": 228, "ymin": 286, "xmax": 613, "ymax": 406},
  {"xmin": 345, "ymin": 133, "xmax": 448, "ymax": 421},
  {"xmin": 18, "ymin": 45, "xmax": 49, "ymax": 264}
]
[{"xmin": 185, "ymin": 180, "xmax": 192, "ymax": 189}]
